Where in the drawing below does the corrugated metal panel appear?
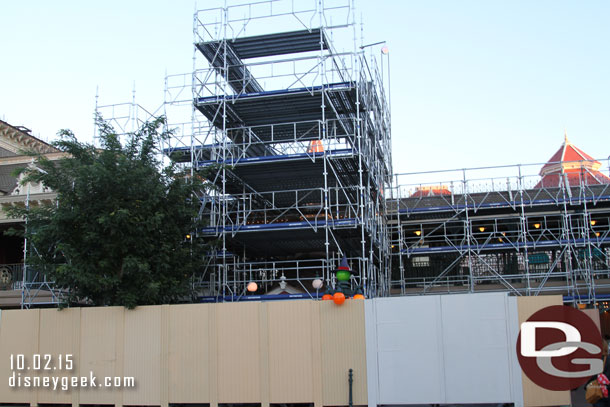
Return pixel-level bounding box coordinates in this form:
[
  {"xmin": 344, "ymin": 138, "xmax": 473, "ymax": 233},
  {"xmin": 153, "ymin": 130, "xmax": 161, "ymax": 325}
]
[
  {"xmin": 310, "ymin": 302, "xmax": 323, "ymax": 407},
  {"xmin": 267, "ymin": 301, "xmax": 315, "ymax": 403},
  {"xmin": 216, "ymin": 302, "xmax": 262, "ymax": 403},
  {"xmin": 364, "ymin": 300, "xmax": 379, "ymax": 407},
  {"xmin": 79, "ymin": 306, "xmax": 124, "ymax": 406},
  {"xmin": 517, "ymin": 295, "xmax": 570, "ymax": 407},
  {"xmin": 259, "ymin": 303, "xmax": 270, "ymax": 407},
  {"xmin": 0, "ymin": 301, "xmax": 370, "ymax": 406},
  {"xmin": 0, "ymin": 309, "xmax": 39, "ymax": 405},
  {"xmin": 209, "ymin": 303, "xmax": 219, "ymax": 407},
  {"xmin": 37, "ymin": 308, "xmax": 81, "ymax": 404},
  {"xmin": 168, "ymin": 303, "xmax": 211, "ymax": 403},
  {"xmin": 123, "ymin": 305, "xmax": 162, "ymax": 406},
  {"xmin": 583, "ymin": 308, "xmax": 601, "ymax": 331},
  {"xmin": 320, "ymin": 300, "xmax": 367, "ymax": 406}
]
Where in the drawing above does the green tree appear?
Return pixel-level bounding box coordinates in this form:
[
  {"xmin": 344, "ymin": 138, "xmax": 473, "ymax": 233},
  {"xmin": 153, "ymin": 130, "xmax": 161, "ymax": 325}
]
[{"xmin": 7, "ymin": 116, "xmax": 211, "ymax": 308}]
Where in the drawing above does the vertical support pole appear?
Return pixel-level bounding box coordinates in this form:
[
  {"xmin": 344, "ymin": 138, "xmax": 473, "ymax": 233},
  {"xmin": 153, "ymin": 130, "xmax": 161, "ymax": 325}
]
[
  {"xmin": 191, "ymin": 6, "xmax": 198, "ymax": 179},
  {"xmin": 356, "ymin": 50, "xmax": 367, "ymax": 296},
  {"xmin": 463, "ymin": 169, "xmax": 474, "ymax": 292},
  {"xmin": 93, "ymin": 86, "xmax": 100, "ymax": 147},
  {"xmin": 396, "ymin": 176, "xmax": 405, "ymax": 295},
  {"xmin": 131, "ymin": 82, "xmax": 137, "ymax": 133},
  {"xmin": 221, "ymin": 4, "xmax": 228, "ymax": 300},
  {"xmin": 582, "ymin": 178, "xmax": 595, "ymax": 303},
  {"xmin": 518, "ymin": 165, "xmax": 531, "ymax": 295},
  {"xmin": 21, "ymin": 184, "xmax": 30, "ymax": 309},
  {"xmin": 558, "ymin": 171, "xmax": 574, "ymax": 298},
  {"xmin": 319, "ymin": 0, "xmax": 332, "ymax": 289},
  {"xmin": 348, "ymin": 368, "xmax": 353, "ymax": 407}
]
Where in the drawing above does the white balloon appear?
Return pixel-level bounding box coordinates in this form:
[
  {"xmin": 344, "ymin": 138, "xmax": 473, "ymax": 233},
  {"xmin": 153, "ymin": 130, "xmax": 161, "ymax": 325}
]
[{"xmin": 312, "ymin": 279, "xmax": 323, "ymax": 289}]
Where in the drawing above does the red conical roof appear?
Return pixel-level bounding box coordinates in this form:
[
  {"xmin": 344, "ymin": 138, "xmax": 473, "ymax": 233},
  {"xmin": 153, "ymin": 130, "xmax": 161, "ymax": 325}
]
[{"xmin": 535, "ymin": 132, "xmax": 610, "ymax": 188}]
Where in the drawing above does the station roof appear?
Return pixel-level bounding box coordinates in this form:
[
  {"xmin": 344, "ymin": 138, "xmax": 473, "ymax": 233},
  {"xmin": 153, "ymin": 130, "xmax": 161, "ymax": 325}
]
[{"xmin": 535, "ymin": 132, "xmax": 610, "ymax": 188}]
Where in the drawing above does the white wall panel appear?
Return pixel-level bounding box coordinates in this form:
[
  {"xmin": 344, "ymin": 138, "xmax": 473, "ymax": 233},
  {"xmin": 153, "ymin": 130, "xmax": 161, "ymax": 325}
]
[
  {"xmin": 508, "ymin": 296, "xmax": 525, "ymax": 407},
  {"xmin": 367, "ymin": 293, "xmax": 520, "ymax": 406},
  {"xmin": 373, "ymin": 296, "xmax": 445, "ymax": 405},
  {"xmin": 440, "ymin": 293, "xmax": 512, "ymax": 403}
]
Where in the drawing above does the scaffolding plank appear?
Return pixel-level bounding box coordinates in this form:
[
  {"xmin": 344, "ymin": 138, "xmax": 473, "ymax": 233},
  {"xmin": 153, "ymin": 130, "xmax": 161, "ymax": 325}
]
[
  {"xmin": 197, "ymin": 149, "xmax": 360, "ymax": 194},
  {"xmin": 195, "ymin": 82, "xmax": 357, "ymax": 130},
  {"xmin": 198, "ymin": 28, "xmax": 329, "ymax": 60},
  {"xmin": 201, "ymin": 220, "xmax": 364, "ymax": 258},
  {"xmin": 196, "ymin": 41, "xmax": 264, "ymax": 94}
]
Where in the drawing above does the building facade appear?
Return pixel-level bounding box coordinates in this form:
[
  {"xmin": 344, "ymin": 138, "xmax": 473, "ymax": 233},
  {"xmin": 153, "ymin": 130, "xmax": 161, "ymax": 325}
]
[{"xmin": 0, "ymin": 120, "xmax": 63, "ymax": 307}]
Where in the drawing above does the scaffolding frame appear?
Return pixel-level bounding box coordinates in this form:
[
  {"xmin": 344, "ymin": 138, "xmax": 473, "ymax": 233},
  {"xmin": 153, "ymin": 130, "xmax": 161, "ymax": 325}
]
[
  {"xmin": 164, "ymin": 0, "xmax": 392, "ymax": 299},
  {"xmin": 17, "ymin": 2, "xmax": 610, "ymax": 308},
  {"xmin": 388, "ymin": 160, "xmax": 610, "ymax": 304}
]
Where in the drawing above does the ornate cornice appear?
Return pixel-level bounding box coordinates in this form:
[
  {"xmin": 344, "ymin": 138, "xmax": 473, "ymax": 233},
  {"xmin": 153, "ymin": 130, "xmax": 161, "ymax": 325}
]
[{"xmin": 0, "ymin": 120, "xmax": 59, "ymax": 155}]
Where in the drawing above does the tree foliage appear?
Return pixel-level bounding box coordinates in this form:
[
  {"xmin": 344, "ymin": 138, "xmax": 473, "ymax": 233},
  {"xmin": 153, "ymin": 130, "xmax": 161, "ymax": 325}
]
[{"xmin": 7, "ymin": 116, "xmax": 211, "ymax": 308}]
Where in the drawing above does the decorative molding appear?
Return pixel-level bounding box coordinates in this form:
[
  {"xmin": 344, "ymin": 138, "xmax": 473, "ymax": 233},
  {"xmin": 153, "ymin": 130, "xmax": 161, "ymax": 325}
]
[
  {"xmin": 0, "ymin": 152, "xmax": 67, "ymax": 166},
  {"xmin": 0, "ymin": 121, "xmax": 59, "ymax": 155},
  {"xmin": 0, "ymin": 192, "xmax": 57, "ymax": 223}
]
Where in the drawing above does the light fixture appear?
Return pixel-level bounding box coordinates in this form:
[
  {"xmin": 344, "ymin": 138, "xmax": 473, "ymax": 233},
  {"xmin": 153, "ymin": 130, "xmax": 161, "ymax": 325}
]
[
  {"xmin": 247, "ymin": 282, "xmax": 258, "ymax": 292},
  {"xmin": 478, "ymin": 226, "xmax": 485, "ymax": 232},
  {"xmin": 414, "ymin": 230, "xmax": 421, "ymax": 236},
  {"xmin": 501, "ymin": 232, "xmax": 506, "ymax": 236},
  {"xmin": 391, "ymin": 245, "xmax": 395, "ymax": 249},
  {"xmin": 533, "ymin": 223, "xmax": 541, "ymax": 229},
  {"xmin": 185, "ymin": 234, "xmax": 191, "ymax": 240},
  {"xmin": 381, "ymin": 45, "xmax": 389, "ymax": 55},
  {"xmin": 596, "ymin": 232, "xmax": 601, "ymax": 237},
  {"xmin": 591, "ymin": 220, "xmax": 597, "ymax": 226},
  {"xmin": 498, "ymin": 238, "xmax": 503, "ymax": 243}
]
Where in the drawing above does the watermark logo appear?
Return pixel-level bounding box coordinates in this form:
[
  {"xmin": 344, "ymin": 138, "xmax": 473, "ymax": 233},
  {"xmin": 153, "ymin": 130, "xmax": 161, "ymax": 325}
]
[{"xmin": 517, "ymin": 305, "xmax": 603, "ymax": 390}]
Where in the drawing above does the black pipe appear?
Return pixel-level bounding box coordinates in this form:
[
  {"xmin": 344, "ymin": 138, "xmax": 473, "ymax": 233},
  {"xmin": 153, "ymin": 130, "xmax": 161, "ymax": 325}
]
[{"xmin": 349, "ymin": 368, "xmax": 353, "ymax": 407}]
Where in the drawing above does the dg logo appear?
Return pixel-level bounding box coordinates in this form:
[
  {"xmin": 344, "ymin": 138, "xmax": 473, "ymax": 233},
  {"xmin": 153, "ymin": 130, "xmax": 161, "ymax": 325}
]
[{"xmin": 517, "ymin": 305, "xmax": 604, "ymax": 391}]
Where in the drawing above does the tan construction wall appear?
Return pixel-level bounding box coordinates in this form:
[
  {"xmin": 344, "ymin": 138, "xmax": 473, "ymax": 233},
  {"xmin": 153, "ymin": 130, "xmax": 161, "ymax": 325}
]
[
  {"xmin": 0, "ymin": 300, "xmax": 367, "ymax": 407},
  {"xmin": 516, "ymin": 295, "xmax": 571, "ymax": 407}
]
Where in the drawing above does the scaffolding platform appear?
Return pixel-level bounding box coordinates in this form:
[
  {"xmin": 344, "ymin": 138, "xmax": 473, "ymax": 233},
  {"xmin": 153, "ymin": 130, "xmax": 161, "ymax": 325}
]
[
  {"xmin": 393, "ymin": 184, "xmax": 610, "ymax": 216},
  {"xmin": 202, "ymin": 219, "xmax": 364, "ymax": 257},
  {"xmin": 197, "ymin": 28, "xmax": 330, "ymax": 60},
  {"xmin": 403, "ymin": 237, "xmax": 610, "ymax": 256},
  {"xmin": 196, "ymin": 40, "xmax": 263, "ymax": 95},
  {"xmin": 199, "ymin": 150, "xmax": 361, "ymax": 196},
  {"xmin": 195, "ymin": 82, "xmax": 358, "ymax": 130},
  {"xmin": 202, "ymin": 218, "xmax": 358, "ymax": 234}
]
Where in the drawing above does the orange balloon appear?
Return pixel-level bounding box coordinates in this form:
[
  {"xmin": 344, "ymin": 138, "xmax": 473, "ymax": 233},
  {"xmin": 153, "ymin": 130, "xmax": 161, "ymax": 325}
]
[
  {"xmin": 353, "ymin": 294, "xmax": 365, "ymax": 300},
  {"xmin": 322, "ymin": 294, "xmax": 333, "ymax": 301},
  {"xmin": 333, "ymin": 292, "xmax": 346, "ymax": 305}
]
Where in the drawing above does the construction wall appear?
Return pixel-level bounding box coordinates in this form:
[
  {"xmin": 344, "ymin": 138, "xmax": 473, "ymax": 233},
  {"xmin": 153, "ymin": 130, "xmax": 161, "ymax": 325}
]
[
  {"xmin": 515, "ymin": 296, "xmax": 571, "ymax": 407},
  {"xmin": 0, "ymin": 301, "xmax": 367, "ymax": 407},
  {"xmin": 0, "ymin": 294, "xmax": 573, "ymax": 407},
  {"xmin": 365, "ymin": 293, "xmax": 570, "ymax": 407}
]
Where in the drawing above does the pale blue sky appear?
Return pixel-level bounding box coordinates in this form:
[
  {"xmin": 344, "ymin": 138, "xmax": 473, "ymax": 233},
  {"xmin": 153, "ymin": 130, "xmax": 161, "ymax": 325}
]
[{"xmin": 1, "ymin": 1, "xmax": 609, "ymax": 177}]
